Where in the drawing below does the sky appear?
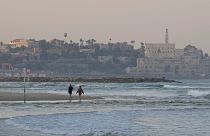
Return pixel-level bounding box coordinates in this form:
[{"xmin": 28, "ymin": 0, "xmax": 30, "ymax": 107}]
[{"xmin": 0, "ymin": 0, "xmax": 210, "ymax": 52}]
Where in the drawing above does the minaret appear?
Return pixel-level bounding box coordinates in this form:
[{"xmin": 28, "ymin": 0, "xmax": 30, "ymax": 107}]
[{"xmin": 165, "ymin": 28, "xmax": 169, "ymax": 44}]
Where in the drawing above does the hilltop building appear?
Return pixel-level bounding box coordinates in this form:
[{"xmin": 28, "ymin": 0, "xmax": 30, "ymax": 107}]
[
  {"xmin": 8, "ymin": 39, "xmax": 28, "ymax": 48},
  {"xmin": 127, "ymin": 29, "xmax": 210, "ymax": 79}
]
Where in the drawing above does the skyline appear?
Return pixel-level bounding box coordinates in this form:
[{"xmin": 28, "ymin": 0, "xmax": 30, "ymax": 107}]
[{"xmin": 1, "ymin": 0, "xmax": 210, "ymax": 53}]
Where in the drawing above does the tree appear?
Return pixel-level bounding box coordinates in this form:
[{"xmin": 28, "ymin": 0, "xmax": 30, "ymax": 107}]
[
  {"xmin": 139, "ymin": 45, "xmax": 145, "ymax": 57},
  {"xmin": 86, "ymin": 39, "xmax": 91, "ymax": 46},
  {"xmin": 64, "ymin": 33, "xmax": 68, "ymax": 42},
  {"xmin": 79, "ymin": 38, "xmax": 84, "ymax": 46},
  {"xmin": 86, "ymin": 39, "xmax": 96, "ymax": 46},
  {"xmin": 130, "ymin": 40, "xmax": 135, "ymax": 44},
  {"xmin": 89, "ymin": 39, "xmax": 96, "ymax": 46},
  {"xmin": 204, "ymin": 53, "xmax": 209, "ymax": 59},
  {"xmin": 70, "ymin": 40, "xmax": 73, "ymax": 44},
  {"xmin": 92, "ymin": 39, "xmax": 96, "ymax": 44},
  {"xmin": 109, "ymin": 38, "xmax": 112, "ymax": 42}
]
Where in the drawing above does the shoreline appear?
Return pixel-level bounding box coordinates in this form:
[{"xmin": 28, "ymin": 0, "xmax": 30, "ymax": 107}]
[{"xmin": 0, "ymin": 92, "xmax": 100, "ymax": 101}]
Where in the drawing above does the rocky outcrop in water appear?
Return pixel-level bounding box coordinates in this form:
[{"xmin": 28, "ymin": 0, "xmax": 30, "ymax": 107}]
[{"xmin": 0, "ymin": 77, "xmax": 180, "ymax": 83}]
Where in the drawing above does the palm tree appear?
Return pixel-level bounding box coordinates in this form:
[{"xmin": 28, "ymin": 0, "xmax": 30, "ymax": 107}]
[
  {"xmin": 108, "ymin": 38, "xmax": 112, "ymax": 46},
  {"xmin": 86, "ymin": 39, "xmax": 91, "ymax": 46},
  {"xmin": 130, "ymin": 40, "xmax": 135, "ymax": 44},
  {"xmin": 64, "ymin": 33, "xmax": 68, "ymax": 42},
  {"xmin": 109, "ymin": 38, "xmax": 112, "ymax": 43},
  {"xmin": 79, "ymin": 38, "xmax": 84, "ymax": 46},
  {"xmin": 70, "ymin": 40, "xmax": 73, "ymax": 45},
  {"xmin": 91, "ymin": 39, "xmax": 96, "ymax": 45}
]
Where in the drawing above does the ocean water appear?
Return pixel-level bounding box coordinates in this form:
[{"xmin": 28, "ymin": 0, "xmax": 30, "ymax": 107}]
[{"xmin": 1, "ymin": 80, "xmax": 210, "ymax": 136}]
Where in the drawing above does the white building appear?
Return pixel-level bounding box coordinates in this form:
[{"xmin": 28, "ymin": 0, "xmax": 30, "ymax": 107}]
[{"xmin": 80, "ymin": 48, "xmax": 95, "ymax": 54}]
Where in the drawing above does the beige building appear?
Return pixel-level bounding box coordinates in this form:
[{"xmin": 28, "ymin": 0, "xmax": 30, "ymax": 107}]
[
  {"xmin": 175, "ymin": 49, "xmax": 184, "ymax": 59},
  {"xmin": 8, "ymin": 39, "xmax": 28, "ymax": 48},
  {"xmin": 145, "ymin": 43, "xmax": 175, "ymax": 59},
  {"xmin": 127, "ymin": 29, "xmax": 210, "ymax": 79},
  {"xmin": 133, "ymin": 57, "xmax": 208, "ymax": 78}
]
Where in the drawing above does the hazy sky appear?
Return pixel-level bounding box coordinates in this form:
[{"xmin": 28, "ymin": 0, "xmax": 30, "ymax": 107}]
[{"xmin": 1, "ymin": 0, "xmax": 210, "ymax": 52}]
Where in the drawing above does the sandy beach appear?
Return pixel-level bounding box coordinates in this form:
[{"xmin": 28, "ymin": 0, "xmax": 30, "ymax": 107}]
[{"xmin": 0, "ymin": 92, "xmax": 98, "ymax": 101}]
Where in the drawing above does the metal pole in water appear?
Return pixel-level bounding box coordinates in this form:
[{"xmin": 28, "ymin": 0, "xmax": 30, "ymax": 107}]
[
  {"xmin": 24, "ymin": 83, "xmax": 26, "ymax": 103},
  {"xmin": 23, "ymin": 68, "xmax": 26, "ymax": 103}
]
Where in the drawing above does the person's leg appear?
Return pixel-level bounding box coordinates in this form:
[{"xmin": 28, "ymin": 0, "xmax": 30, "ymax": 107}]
[
  {"xmin": 79, "ymin": 94, "xmax": 81, "ymax": 102},
  {"xmin": 69, "ymin": 93, "xmax": 72, "ymax": 102}
]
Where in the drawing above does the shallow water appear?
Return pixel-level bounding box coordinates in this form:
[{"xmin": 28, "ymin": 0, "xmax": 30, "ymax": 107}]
[
  {"xmin": 5, "ymin": 108, "xmax": 210, "ymax": 136},
  {"xmin": 1, "ymin": 80, "xmax": 210, "ymax": 136}
]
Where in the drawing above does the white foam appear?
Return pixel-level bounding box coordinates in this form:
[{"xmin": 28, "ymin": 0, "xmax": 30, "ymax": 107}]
[
  {"xmin": 187, "ymin": 90, "xmax": 210, "ymax": 97},
  {"xmin": 164, "ymin": 85, "xmax": 191, "ymax": 89},
  {"xmin": 164, "ymin": 84, "xmax": 210, "ymax": 89}
]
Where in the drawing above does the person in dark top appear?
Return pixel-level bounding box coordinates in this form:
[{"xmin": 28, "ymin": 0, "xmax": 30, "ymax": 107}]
[
  {"xmin": 68, "ymin": 84, "xmax": 73, "ymax": 101},
  {"xmin": 76, "ymin": 86, "xmax": 84, "ymax": 102}
]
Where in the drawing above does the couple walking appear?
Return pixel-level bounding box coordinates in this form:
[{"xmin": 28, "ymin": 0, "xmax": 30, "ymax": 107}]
[{"xmin": 68, "ymin": 84, "xmax": 84, "ymax": 102}]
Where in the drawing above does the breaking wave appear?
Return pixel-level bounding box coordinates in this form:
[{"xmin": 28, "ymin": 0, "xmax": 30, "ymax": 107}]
[{"xmin": 187, "ymin": 90, "xmax": 210, "ymax": 97}]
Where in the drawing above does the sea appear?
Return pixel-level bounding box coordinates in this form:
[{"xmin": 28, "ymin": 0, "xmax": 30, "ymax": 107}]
[{"xmin": 1, "ymin": 80, "xmax": 210, "ymax": 136}]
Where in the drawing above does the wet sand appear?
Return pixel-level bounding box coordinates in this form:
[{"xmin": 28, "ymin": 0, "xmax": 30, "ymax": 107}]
[{"xmin": 0, "ymin": 92, "xmax": 99, "ymax": 101}]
